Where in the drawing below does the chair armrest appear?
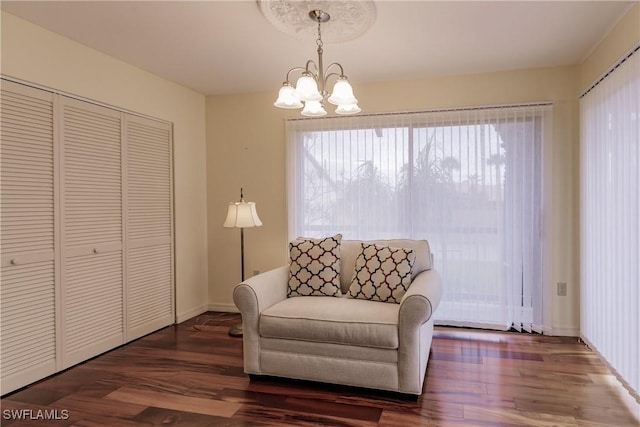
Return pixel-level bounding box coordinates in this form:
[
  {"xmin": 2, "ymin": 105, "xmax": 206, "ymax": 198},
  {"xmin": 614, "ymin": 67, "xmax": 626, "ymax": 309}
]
[
  {"xmin": 397, "ymin": 268, "xmax": 443, "ymax": 393},
  {"xmin": 399, "ymin": 268, "xmax": 443, "ymax": 328},
  {"xmin": 233, "ymin": 265, "xmax": 289, "ymax": 315},
  {"xmin": 233, "ymin": 265, "xmax": 289, "ymax": 374}
]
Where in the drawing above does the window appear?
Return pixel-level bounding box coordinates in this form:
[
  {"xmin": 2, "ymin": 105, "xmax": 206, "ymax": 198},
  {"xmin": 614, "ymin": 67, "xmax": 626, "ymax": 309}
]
[{"xmin": 287, "ymin": 105, "xmax": 551, "ymax": 331}]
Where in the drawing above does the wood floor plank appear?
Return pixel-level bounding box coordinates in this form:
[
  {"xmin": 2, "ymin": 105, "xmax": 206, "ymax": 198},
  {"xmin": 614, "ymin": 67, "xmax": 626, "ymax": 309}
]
[
  {"xmin": 284, "ymin": 396, "xmax": 382, "ymax": 422},
  {"xmin": 2, "ymin": 312, "xmax": 638, "ymax": 427},
  {"xmin": 232, "ymin": 404, "xmax": 379, "ymax": 427},
  {"xmin": 132, "ymin": 406, "xmax": 266, "ymax": 427},
  {"xmin": 429, "ymin": 361, "xmax": 595, "ymax": 392},
  {"xmin": 460, "ymin": 347, "xmax": 544, "ymax": 361},
  {"xmin": 486, "ymin": 382, "xmax": 632, "ymax": 405},
  {"xmin": 3, "ymin": 387, "xmax": 68, "ymax": 406},
  {"xmin": 419, "ymin": 391, "xmax": 517, "ymax": 408},
  {"xmin": 378, "ymin": 409, "xmax": 521, "ymax": 427},
  {"xmin": 430, "ymin": 350, "xmax": 484, "ymax": 364},
  {"xmin": 480, "ymin": 355, "xmax": 612, "ymax": 374},
  {"xmin": 423, "ymin": 377, "xmax": 488, "ymax": 395},
  {"xmin": 463, "ymin": 405, "xmax": 580, "ymax": 427},
  {"xmin": 514, "ymin": 397, "xmax": 640, "ymax": 427},
  {"xmin": 427, "ymin": 358, "xmax": 523, "ymax": 377},
  {"xmin": 52, "ymin": 393, "xmax": 146, "ymax": 418},
  {"xmin": 104, "ymin": 386, "xmax": 241, "ymax": 418},
  {"xmin": 14, "ymin": 367, "xmax": 121, "ymax": 399},
  {"xmin": 518, "ymin": 368, "xmax": 595, "ymax": 385}
]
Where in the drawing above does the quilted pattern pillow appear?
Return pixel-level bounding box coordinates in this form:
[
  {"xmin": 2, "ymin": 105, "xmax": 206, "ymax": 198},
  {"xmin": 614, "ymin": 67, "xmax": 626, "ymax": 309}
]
[
  {"xmin": 288, "ymin": 234, "xmax": 342, "ymax": 297},
  {"xmin": 348, "ymin": 243, "xmax": 416, "ymax": 303}
]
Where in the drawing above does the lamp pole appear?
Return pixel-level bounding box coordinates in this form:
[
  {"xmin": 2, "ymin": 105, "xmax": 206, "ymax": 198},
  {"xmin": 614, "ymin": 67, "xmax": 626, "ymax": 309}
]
[
  {"xmin": 240, "ymin": 226, "xmax": 245, "ymax": 282},
  {"xmin": 223, "ymin": 187, "xmax": 262, "ymax": 336}
]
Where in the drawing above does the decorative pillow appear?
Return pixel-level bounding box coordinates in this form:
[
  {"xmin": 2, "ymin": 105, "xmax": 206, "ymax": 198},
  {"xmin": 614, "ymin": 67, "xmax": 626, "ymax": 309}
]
[
  {"xmin": 288, "ymin": 234, "xmax": 342, "ymax": 297},
  {"xmin": 348, "ymin": 243, "xmax": 416, "ymax": 304}
]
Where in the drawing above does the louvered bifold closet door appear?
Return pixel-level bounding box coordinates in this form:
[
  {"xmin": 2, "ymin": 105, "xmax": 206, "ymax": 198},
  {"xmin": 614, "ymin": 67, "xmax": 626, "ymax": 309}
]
[
  {"xmin": 124, "ymin": 115, "xmax": 174, "ymax": 341},
  {"xmin": 0, "ymin": 81, "xmax": 57, "ymax": 394},
  {"xmin": 60, "ymin": 96, "xmax": 124, "ymax": 368}
]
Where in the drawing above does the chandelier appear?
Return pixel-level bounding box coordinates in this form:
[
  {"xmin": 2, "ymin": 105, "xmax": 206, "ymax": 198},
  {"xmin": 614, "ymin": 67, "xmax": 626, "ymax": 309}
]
[{"xmin": 273, "ymin": 10, "xmax": 361, "ymax": 117}]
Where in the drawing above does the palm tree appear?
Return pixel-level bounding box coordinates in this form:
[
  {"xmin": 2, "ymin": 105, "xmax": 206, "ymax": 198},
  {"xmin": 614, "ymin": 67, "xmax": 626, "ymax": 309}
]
[{"xmin": 337, "ymin": 161, "xmax": 394, "ymax": 235}]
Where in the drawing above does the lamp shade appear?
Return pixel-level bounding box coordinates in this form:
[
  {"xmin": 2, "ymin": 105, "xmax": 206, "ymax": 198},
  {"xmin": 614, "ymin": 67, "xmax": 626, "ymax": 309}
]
[
  {"xmin": 223, "ymin": 201, "xmax": 262, "ymax": 228},
  {"xmin": 301, "ymin": 100, "xmax": 327, "ymax": 117},
  {"xmin": 335, "ymin": 102, "xmax": 361, "ymax": 115},
  {"xmin": 295, "ymin": 74, "xmax": 322, "ymax": 102},
  {"xmin": 274, "ymin": 83, "xmax": 303, "ymax": 109},
  {"xmin": 327, "ymin": 77, "xmax": 357, "ymax": 106}
]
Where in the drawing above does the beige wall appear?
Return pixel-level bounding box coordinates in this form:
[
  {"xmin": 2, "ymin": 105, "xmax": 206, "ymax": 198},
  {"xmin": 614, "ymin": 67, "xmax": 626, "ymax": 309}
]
[
  {"xmin": 579, "ymin": 3, "xmax": 640, "ymax": 94},
  {"xmin": 206, "ymin": 92, "xmax": 288, "ymax": 309},
  {"xmin": 1, "ymin": 12, "xmax": 209, "ymax": 322}
]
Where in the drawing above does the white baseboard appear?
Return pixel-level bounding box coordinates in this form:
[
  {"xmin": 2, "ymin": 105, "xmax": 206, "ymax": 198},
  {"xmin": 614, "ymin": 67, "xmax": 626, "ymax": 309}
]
[
  {"xmin": 542, "ymin": 326, "xmax": 580, "ymax": 337},
  {"xmin": 208, "ymin": 303, "xmax": 239, "ymax": 313},
  {"xmin": 175, "ymin": 304, "xmax": 209, "ymax": 323}
]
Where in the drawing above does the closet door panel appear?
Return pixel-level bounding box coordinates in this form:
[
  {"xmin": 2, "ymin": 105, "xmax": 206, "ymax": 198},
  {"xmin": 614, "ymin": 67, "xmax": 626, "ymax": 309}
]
[
  {"xmin": 60, "ymin": 97, "xmax": 123, "ymax": 368},
  {"xmin": 62, "ymin": 101, "xmax": 122, "ymax": 248},
  {"xmin": 124, "ymin": 115, "xmax": 174, "ymax": 341},
  {"xmin": 127, "ymin": 243, "xmax": 172, "ymax": 338},
  {"xmin": 63, "ymin": 251, "xmax": 122, "ymax": 366},
  {"xmin": 0, "ymin": 81, "xmax": 56, "ymax": 394},
  {"xmin": 0, "ymin": 260, "xmax": 56, "ymax": 393}
]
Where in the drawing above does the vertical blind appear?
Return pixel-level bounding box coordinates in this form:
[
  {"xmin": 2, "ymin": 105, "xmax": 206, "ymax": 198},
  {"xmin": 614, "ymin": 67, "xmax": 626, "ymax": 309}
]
[
  {"xmin": 580, "ymin": 47, "xmax": 639, "ymax": 397},
  {"xmin": 287, "ymin": 104, "xmax": 551, "ymax": 331}
]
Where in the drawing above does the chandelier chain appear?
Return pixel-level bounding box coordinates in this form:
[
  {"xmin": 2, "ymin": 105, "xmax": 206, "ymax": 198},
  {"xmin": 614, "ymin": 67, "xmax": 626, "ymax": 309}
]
[{"xmin": 316, "ymin": 19, "xmax": 323, "ymax": 49}]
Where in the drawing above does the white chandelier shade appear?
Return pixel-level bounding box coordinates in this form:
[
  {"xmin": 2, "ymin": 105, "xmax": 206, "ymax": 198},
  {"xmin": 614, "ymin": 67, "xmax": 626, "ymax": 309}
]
[
  {"xmin": 335, "ymin": 102, "xmax": 361, "ymax": 115},
  {"xmin": 327, "ymin": 77, "xmax": 357, "ymax": 106},
  {"xmin": 273, "ymin": 10, "xmax": 361, "ymax": 116},
  {"xmin": 295, "ymin": 73, "xmax": 323, "ymax": 102},
  {"xmin": 301, "ymin": 100, "xmax": 327, "ymax": 117},
  {"xmin": 273, "ymin": 83, "xmax": 303, "ymax": 109}
]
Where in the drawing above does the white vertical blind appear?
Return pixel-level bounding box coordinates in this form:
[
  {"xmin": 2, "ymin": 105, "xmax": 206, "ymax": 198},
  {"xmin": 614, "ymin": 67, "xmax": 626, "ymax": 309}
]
[
  {"xmin": 287, "ymin": 105, "xmax": 550, "ymax": 331},
  {"xmin": 580, "ymin": 47, "xmax": 639, "ymax": 397}
]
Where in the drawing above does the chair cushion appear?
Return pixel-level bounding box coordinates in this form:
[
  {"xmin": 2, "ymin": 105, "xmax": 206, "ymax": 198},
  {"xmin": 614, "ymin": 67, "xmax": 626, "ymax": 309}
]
[
  {"xmin": 259, "ymin": 296, "xmax": 399, "ymax": 349},
  {"xmin": 288, "ymin": 234, "xmax": 342, "ymax": 297},
  {"xmin": 348, "ymin": 243, "xmax": 416, "ymax": 303}
]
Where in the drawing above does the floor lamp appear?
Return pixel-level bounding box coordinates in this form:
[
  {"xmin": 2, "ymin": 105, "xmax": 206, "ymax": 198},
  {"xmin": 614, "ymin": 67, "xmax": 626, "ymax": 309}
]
[{"xmin": 223, "ymin": 188, "xmax": 262, "ymax": 336}]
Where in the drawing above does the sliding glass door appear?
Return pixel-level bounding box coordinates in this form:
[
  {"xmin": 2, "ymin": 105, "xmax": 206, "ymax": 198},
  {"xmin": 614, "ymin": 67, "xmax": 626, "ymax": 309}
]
[{"xmin": 287, "ymin": 105, "xmax": 550, "ymax": 331}]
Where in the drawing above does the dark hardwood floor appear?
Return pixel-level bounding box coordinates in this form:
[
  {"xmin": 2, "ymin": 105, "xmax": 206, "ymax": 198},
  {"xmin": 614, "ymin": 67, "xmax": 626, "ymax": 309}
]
[{"xmin": 2, "ymin": 312, "xmax": 639, "ymax": 426}]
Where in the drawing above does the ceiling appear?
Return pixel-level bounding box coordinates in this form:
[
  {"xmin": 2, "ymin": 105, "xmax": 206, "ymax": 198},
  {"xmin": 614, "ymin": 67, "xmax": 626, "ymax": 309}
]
[{"xmin": 1, "ymin": 1, "xmax": 635, "ymax": 96}]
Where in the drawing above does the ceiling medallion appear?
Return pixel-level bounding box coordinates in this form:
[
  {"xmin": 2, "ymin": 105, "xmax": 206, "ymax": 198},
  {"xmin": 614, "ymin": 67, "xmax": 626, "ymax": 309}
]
[{"xmin": 258, "ymin": 0, "xmax": 376, "ymax": 43}]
